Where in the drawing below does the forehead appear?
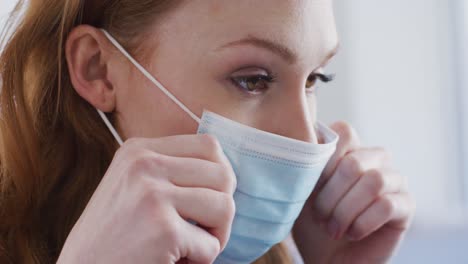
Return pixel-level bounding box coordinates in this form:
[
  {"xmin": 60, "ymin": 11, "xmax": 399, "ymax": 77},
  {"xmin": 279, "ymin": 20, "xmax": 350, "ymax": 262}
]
[{"xmin": 157, "ymin": 0, "xmax": 338, "ymax": 64}]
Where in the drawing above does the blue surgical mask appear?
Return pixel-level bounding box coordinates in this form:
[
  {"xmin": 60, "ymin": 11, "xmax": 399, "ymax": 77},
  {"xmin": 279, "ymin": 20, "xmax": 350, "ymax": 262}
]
[{"xmin": 99, "ymin": 30, "xmax": 339, "ymax": 264}]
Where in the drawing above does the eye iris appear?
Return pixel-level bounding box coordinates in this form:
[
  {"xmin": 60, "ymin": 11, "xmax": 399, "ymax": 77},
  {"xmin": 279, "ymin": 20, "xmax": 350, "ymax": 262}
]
[
  {"xmin": 246, "ymin": 77, "xmax": 267, "ymax": 91},
  {"xmin": 247, "ymin": 79, "xmax": 257, "ymax": 91},
  {"xmin": 306, "ymin": 75, "xmax": 317, "ymax": 88}
]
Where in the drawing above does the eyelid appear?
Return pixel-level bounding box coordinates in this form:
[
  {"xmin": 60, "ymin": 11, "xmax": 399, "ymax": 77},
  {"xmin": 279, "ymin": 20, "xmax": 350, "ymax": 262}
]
[
  {"xmin": 316, "ymin": 73, "xmax": 335, "ymax": 83},
  {"xmin": 231, "ymin": 66, "xmax": 271, "ymax": 77}
]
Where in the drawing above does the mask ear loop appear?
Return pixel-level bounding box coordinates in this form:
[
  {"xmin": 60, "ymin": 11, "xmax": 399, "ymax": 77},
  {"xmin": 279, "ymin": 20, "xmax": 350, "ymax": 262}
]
[
  {"xmin": 96, "ymin": 29, "xmax": 201, "ymax": 146},
  {"xmin": 97, "ymin": 110, "xmax": 124, "ymax": 146}
]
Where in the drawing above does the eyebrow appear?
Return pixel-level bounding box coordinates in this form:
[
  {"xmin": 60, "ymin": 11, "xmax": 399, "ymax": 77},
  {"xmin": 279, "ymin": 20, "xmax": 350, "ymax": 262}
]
[{"xmin": 219, "ymin": 35, "xmax": 340, "ymax": 67}]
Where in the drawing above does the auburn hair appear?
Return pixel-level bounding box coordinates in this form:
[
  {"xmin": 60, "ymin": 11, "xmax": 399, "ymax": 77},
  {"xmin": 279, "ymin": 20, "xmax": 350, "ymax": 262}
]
[{"xmin": 0, "ymin": 0, "xmax": 293, "ymax": 263}]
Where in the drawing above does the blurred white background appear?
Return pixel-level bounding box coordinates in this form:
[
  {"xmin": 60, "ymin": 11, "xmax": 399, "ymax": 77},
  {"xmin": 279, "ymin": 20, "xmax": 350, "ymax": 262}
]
[
  {"xmin": 1, "ymin": 0, "xmax": 467, "ymax": 263},
  {"xmin": 321, "ymin": 0, "xmax": 468, "ymax": 263}
]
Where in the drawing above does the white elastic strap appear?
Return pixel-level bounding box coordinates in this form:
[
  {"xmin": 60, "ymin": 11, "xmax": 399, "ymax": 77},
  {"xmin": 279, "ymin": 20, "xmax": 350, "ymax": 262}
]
[
  {"xmin": 97, "ymin": 109, "xmax": 124, "ymax": 146},
  {"xmin": 101, "ymin": 29, "xmax": 201, "ymax": 124}
]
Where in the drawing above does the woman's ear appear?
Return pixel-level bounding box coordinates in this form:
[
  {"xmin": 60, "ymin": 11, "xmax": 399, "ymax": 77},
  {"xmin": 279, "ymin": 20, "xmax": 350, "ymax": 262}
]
[{"xmin": 66, "ymin": 25, "xmax": 116, "ymax": 112}]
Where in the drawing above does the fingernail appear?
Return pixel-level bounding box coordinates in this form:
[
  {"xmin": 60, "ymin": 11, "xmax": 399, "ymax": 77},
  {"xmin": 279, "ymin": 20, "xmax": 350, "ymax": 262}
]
[{"xmin": 327, "ymin": 219, "xmax": 340, "ymax": 239}]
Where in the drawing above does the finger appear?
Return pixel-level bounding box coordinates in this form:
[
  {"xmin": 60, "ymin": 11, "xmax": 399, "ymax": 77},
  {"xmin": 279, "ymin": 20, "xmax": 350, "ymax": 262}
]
[
  {"xmin": 171, "ymin": 187, "xmax": 235, "ymax": 250},
  {"xmin": 346, "ymin": 192, "xmax": 414, "ymax": 241},
  {"xmin": 179, "ymin": 218, "xmax": 221, "ymax": 264},
  {"xmin": 316, "ymin": 121, "xmax": 360, "ymax": 190},
  {"xmin": 327, "ymin": 169, "xmax": 405, "ymax": 239},
  {"xmin": 161, "ymin": 155, "xmax": 236, "ymax": 194},
  {"xmin": 314, "ymin": 147, "xmax": 391, "ymax": 220},
  {"xmin": 124, "ymin": 134, "xmax": 231, "ymax": 167}
]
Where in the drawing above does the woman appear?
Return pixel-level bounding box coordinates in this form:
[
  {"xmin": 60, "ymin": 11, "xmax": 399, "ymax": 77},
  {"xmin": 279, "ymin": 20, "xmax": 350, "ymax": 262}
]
[{"xmin": 0, "ymin": 0, "xmax": 414, "ymax": 263}]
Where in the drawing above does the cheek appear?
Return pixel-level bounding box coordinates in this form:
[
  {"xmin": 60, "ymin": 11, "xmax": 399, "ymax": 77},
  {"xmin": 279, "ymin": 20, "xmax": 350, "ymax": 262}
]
[
  {"xmin": 308, "ymin": 96, "xmax": 325, "ymax": 143},
  {"xmin": 114, "ymin": 74, "xmax": 199, "ymax": 140},
  {"xmin": 307, "ymin": 95, "xmax": 318, "ymax": 120},
  {"xmin": 149, "ymin": 56, "xmax": 242, "ymax": 122}
]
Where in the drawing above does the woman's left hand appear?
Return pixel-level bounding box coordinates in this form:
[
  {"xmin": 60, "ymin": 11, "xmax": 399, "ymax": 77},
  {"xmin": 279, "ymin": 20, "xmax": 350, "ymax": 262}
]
[{"xmin": 293, "ymin": 121, "xmax": 415, "ymax": 264}]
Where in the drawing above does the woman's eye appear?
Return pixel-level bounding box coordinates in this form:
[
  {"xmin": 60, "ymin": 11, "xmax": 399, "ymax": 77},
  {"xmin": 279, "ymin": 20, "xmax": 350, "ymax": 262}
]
[
  {"xmin": 231, "ymin": 75, "xmax": 274, "ymax": 93},
  {"xmin": 306, "ymin": 73, "xmax": 335, "ymax": 90}
]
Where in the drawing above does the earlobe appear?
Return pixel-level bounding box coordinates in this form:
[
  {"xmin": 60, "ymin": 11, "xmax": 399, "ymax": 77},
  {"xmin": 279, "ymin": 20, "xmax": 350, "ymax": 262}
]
[{"xmin": 66, "ymin": 25, "xmax": 115, "ymax": 112}]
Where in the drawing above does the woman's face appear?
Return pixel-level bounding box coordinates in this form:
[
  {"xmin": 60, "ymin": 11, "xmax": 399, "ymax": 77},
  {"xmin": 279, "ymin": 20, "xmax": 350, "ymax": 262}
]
[{"xmin": 112, "ymin": 0, "xmax": 338, "ymax": 143}]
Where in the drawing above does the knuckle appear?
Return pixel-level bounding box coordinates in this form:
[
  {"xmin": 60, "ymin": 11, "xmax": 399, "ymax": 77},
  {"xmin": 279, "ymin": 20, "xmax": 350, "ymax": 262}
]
[
  {"xmin": 140, "ymin": 181, "xmax": 168, "ymax": 208},
  {"xmin": 340, "ymin": 154, "xmax": 363, "ymax": 180},
  {"xmin": 363, "ymin": 169, "xmax": 386, "ymax": 196},
  {"xmin": 345, "ymin": 153, "xmax": 363, "ymax": 173},
  {"xmin": 143, "ymin": 200, "xmax": 178, "ymax": 246},
  {"xmin": 201, "ymin": 238, "xmax": 221, "ymax": 264},
  {"xmin": 220, "ymin": 194, "xmax": 236, "ymax": 222},
  {"xmin": 132, "ymin": 152, "xmax": 167, "ymax": 175},
  {"xmin": 124, "ymin": 153, "xmax": 171, "ymax": 201},
  {"xmin": 378, "ymin": 196, "xmax": 396, "ymax": 217},
  {"xmin": 331, "ymin": 121, "xmax": 357, "ymax": 145},
  {"xmin": 122, "ymin": 149, "xmax": 148, "ymax": 176},
  {"xmin": 159, "ymin": 219, "xmax": 182, "ymax": 247},
  {"xmin": 124, "ymin": 137, "xmax": 139, "ymax": 146},
  {"xmin": 123, "ymin": 137, "xmax": 145, "ymax": 149},
  {"xmin": 115, "ymin": 141, "xmax": 138, "ymax": 159},
  {"xmin": 200, "ymin": 134, "xmax": 223, "ymax": 154},
  {"xmin": 351, "ymin": 219, "xmax": 367, "ymax": 239},
  {"xmin": 209, "ymin": 241, "xmax": 221, "ymax": 262},
  {"xmin": 219, "ymin": 164, "xmax": 237, "ymax": 193}
]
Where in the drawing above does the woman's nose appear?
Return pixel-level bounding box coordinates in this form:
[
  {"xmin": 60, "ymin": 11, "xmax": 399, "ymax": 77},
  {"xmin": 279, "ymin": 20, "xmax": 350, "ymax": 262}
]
[{"xmin": 263, "ymin": 92, "xmax": 319, "ymax": 144}]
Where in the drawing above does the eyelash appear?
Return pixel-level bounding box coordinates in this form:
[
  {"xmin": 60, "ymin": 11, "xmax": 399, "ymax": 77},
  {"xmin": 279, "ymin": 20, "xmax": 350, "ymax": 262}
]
[{"xmin": 230, "ymin": 72, "xmax": 335, "ymax": 94}]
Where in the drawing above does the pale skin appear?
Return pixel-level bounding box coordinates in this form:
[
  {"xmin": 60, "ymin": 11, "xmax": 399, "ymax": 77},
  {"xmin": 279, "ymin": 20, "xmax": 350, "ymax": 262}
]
[{"xmin": 59, "ymin": 0, "xmax": 415, "ymax": 263}]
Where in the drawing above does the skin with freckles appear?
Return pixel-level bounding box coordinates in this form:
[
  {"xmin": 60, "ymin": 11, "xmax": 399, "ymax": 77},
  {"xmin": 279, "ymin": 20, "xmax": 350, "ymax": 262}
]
[{"xmin": 63, "ymin": 0, "xmax": 414, "ymax": 263}]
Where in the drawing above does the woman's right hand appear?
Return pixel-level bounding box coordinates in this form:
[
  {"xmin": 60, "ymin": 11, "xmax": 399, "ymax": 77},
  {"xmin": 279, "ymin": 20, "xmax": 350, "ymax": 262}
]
[{"xmin": 57, "ymin": 135, "xmax": 236, "ymax": 264}]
